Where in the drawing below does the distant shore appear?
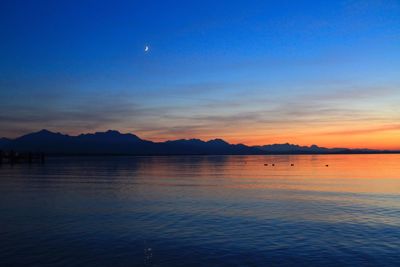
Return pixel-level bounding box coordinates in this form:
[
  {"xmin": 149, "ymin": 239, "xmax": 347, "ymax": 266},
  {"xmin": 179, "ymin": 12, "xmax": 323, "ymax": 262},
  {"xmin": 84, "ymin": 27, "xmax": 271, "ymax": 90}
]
[
  {"xmin": 40, "ymin": 151, "xmax": 400, "ymax": 157},
  {"xmin": 2, "ymin": 130, "xmax": 398, "ymax": 156}
]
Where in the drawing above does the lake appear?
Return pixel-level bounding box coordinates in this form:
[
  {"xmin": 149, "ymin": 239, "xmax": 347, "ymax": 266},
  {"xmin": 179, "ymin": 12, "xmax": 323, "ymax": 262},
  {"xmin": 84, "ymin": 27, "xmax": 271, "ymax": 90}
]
[{"xmin": 1, "ymin": 154, "xmax": 400, "ymax": 266}]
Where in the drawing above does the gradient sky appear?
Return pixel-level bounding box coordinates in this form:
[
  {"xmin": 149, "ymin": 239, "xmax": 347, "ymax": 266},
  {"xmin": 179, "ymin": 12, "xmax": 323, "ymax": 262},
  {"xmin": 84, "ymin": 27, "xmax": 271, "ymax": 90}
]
[{"xmin": 1, "ymin": 0, "xmax": 399, "ymax": 149}]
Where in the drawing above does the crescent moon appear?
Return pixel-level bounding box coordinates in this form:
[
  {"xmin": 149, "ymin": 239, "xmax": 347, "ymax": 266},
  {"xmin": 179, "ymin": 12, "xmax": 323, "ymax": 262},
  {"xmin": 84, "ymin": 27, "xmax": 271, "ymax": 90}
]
[{"xmin": 145, "ymin": 46, "xmax": 149, "ymax": 52}]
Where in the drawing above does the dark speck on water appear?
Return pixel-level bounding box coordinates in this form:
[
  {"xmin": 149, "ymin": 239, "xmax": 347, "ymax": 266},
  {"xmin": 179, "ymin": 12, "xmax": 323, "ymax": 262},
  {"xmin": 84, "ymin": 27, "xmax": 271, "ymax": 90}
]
[{"xmin": 1, "ymin": 154, "xmax": 400, "ymax": 267}]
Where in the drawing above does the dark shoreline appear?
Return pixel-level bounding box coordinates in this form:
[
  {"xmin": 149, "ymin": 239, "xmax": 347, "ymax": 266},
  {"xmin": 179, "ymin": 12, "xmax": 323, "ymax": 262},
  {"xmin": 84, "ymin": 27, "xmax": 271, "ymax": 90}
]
[
  {"xmin": 3, "ymin": 130, "xmax": 399, "ymax": 157},
  {"xmin": 43, "ymin": 151, "xmax": 400, "ymax": 157}
]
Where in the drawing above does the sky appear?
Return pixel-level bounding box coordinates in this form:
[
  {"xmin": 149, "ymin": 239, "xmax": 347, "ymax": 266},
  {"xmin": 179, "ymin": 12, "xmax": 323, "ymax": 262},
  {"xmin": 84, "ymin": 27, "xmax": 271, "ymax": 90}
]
[{"xmin": 0, "ymin": 0, "xmax": 399, "ymax": 149}]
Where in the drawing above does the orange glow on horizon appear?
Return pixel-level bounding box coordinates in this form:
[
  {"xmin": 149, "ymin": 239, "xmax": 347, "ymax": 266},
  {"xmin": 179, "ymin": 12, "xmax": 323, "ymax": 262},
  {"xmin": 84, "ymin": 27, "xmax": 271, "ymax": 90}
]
[{"xmin": 136, "ymin": 124, "xmax": 400, "ymax": 150}]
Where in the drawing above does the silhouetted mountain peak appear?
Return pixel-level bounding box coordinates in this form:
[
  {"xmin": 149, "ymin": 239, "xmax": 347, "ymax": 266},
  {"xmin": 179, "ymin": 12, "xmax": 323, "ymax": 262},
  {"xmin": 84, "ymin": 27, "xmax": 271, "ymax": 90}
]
[
  {"xmin": 35, "ymin": 129, "xmax": 61, "ymax": 135},
  {"xmin": 78, "ymin": 130, "xmax": 143, "ymax": 142},
  {"xmin": 20, "ymin": 129, "xmax": 66, "ymax": 140},
  {"xmin": 1, "ymin": 129, "xmax": 393, "ymax": 155},
  {"xmin": 207, "ymin": 139, "xmax": 229, "ymax": 145},
  {"xmin": 103, "ymin": 130, "xmax": 121, "ymax": 135},
  {"xmin": 80, "ymin": 130, "xmax": 121, "ymax": 136},
  {"xmin": 256, "ymin": 143, "xmax": 347, "ymax": 154}
]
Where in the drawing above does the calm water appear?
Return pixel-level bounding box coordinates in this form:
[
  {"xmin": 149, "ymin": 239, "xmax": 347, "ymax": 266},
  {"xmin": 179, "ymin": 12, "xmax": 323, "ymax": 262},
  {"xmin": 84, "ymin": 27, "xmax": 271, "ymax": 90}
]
[{"xmin": 1, "ymin": 155, "xmax": 400, "ymax": 266}]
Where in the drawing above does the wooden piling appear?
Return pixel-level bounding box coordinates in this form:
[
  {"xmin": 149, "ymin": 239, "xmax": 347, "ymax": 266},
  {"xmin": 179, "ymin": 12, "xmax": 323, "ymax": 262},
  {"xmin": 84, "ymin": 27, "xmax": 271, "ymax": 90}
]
[{"xmin": 0, "ymin": 151, "xmax": 45, "ymax": 164}]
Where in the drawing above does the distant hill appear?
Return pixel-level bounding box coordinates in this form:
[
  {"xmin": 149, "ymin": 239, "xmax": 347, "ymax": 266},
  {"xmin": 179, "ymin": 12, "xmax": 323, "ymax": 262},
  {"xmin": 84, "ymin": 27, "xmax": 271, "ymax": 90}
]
[
  {"xmin": 256, "ymin": 143, "xmax": 349, "ymax": 154},
  {"xmin": 0, "ymin": 130, "xmax": 396, "ymax": 155},
  {"xmin": 0, "ymin": 138, "xmax": 11, "ymax": 148},
  {"xmin": 0, "ymin": 130, "xmax": 261, "ymax": 155}
]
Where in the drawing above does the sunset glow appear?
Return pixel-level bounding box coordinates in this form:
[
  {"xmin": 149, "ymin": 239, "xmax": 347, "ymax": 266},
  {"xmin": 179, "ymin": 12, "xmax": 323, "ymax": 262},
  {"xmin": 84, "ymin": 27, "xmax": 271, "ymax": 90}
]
[{"xmin": 0, "ymin": 0, "xmax": 399, "ymax": 149}]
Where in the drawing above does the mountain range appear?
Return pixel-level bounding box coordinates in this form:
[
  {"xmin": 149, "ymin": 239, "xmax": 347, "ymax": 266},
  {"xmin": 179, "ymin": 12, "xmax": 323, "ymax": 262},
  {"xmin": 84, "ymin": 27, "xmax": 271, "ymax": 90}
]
[{"xmin": 0, "ymin": 129, "xmax": 396, "ymax": 155}]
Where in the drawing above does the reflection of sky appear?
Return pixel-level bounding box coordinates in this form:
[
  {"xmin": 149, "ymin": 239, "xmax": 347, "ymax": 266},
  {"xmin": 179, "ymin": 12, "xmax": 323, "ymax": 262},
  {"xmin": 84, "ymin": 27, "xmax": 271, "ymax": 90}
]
[
  {"xmin": 1, "ymin": 0, "xmax": 399, "ymax": 148},
  {"xmin": 1, "ymin": 154, "xmax": 400, "ymax": 265}
]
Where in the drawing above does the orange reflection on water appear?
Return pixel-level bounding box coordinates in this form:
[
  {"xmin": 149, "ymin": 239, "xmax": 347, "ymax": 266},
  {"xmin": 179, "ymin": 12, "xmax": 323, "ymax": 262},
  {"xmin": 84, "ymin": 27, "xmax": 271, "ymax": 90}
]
[
  {"xmin": 113, "ymin": 154, "xmax": 400, "ymax": 225},
  {"xmin": 128, "ymin": 154, "xmax": 400, "ymax": 196},
  {"xmin": 230, "ymin": 154, "xmax": 400, "ymax": 193}
]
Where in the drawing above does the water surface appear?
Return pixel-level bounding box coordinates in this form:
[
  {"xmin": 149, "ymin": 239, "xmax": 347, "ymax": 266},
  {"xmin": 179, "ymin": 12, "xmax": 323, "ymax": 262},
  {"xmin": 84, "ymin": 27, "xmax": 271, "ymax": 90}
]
[{"xmin": 1, "ymin": 155, "xmax": 400, "ymax": 266}]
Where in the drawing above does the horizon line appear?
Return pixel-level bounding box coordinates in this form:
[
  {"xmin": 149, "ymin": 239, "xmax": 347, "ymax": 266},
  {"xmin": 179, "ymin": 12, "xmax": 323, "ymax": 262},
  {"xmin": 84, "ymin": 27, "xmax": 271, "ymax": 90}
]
[{"xmin": 2, "ymin": 128, "xmax": 398, "ymax": 152}]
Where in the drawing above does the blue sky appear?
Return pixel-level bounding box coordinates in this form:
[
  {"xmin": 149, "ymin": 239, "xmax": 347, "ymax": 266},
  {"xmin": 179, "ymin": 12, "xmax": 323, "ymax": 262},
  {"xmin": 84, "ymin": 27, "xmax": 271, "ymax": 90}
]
[{"xmin": 1, "ymin": 0, "xmax": 399, "ymax": 148}]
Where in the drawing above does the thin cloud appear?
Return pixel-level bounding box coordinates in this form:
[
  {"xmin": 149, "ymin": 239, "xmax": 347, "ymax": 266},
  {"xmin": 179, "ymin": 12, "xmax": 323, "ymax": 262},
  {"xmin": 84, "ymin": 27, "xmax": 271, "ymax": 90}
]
[{"xmin": 320, "ymin": 124, "xmax": 400, "ymax": 136}]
